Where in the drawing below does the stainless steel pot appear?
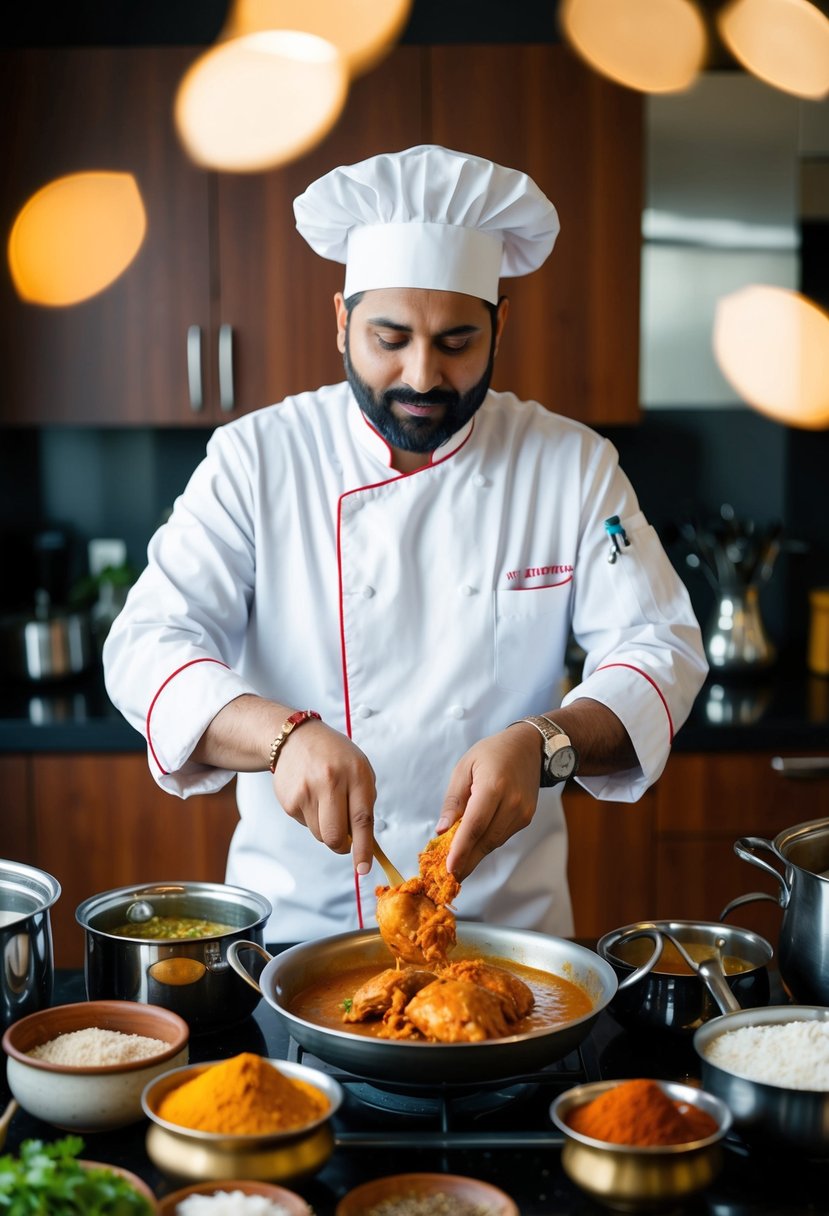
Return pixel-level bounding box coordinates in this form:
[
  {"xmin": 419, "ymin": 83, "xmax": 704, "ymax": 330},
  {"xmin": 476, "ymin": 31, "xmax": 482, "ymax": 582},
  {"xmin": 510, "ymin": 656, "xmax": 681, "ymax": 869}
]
[
  {"xmin": 597, "ymin": 919, "xmax": 772, "ymax": 1036},
  {"xmin": 0, "ymin": 860, "xmax": 61, "ymax": 1032},
  {"xmin": 729, "ymin": 817, "xmax": 829, "ymax": 1004},
  {"xmin": 694, "ymin": 1005, "xmax": 829, "ymax": 1155},
  {"xmin": 76, "ymin": 882, "xmax": 271, "ymax": 1034},
  {"xmin": 227, "ymin": 923, "xmax": 618, "ymax": 1085},
  {"xmin": 0, "ymin": 606, "xmax": 93, "ymax": 681}
]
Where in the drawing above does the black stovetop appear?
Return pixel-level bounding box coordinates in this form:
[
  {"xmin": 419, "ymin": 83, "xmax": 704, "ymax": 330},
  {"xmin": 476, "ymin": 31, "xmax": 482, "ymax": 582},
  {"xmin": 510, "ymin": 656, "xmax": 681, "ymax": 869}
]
[{"xmin": 3, "ymin": 968, "xmax": 828, "ymax": 1215}]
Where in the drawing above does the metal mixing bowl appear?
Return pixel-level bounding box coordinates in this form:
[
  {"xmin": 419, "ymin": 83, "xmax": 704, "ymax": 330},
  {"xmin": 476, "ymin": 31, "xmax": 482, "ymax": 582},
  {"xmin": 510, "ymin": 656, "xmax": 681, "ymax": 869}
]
[
  {"xmin": 551, "ymin": 1078, "xmax": 732, "ymax": 1212},
  {"xmin": 694, "ymin": 1004, "xmax": 829, "ymax": 1156},
  {"xmin": 0, "ymin": 859, "xmax": 61, "ymax": 1032},
  {"xmin": 76, "ymin": 881, "xmax": 271, "ymax": 1033},
  {"xmin": 142, "ymin": 1058, "xmax": 343, "ymax": 1185}
]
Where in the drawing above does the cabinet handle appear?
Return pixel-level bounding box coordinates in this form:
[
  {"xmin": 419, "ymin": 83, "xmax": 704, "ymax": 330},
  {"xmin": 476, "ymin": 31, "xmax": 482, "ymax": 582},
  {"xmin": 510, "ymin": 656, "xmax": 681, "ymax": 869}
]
[
  {"xmin": 771, "ymin": 756, "xmax": 829, "ymax": 779},
  {"xmin": 186, "ymin": 325, "xmax": 203, "ymax": 412},
  {"xmin": 218, "ymin": 323, "xmax": 235, "ymax": 413}
]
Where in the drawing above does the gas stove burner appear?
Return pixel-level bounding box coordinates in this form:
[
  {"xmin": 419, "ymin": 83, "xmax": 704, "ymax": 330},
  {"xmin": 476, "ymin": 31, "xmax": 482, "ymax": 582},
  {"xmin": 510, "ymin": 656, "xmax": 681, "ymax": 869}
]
[{"xmin": 344, "ymin": 1078, "xmax": 540, "ymax": 1120}]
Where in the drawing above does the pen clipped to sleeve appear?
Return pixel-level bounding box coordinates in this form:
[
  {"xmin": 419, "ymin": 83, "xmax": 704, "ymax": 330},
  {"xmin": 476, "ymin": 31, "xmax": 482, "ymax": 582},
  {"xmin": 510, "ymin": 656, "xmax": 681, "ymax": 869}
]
[{"xmin": 604, "ymin": 515, "xmax": 630, "ymax": 564}]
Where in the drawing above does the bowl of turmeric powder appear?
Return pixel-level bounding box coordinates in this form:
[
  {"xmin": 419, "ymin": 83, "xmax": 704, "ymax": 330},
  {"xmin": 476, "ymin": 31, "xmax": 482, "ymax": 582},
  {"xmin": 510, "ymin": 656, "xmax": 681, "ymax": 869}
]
[
  {"xmin": 141, "ymin": 1052, "xmax": 343, "ymax": 1185},
  {"xmin": 550, "ymin": 1077, "xmax": 732, "ymax": 1212}
]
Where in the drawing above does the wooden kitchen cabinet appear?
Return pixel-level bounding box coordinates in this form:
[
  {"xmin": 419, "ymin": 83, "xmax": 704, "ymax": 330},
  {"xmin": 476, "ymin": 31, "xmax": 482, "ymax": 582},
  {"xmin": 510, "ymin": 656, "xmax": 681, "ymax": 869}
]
[
  {"xmin": 5, "ymin": 753, "xmax": 239, "ymax": 967},
  {"xmin": 0, "ymin": 42, "xmax": 642, "ymax": 427}
]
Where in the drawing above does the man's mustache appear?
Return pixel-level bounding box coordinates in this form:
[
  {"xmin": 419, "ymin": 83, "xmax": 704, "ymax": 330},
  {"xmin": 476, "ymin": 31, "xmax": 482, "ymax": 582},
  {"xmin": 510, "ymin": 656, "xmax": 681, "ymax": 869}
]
[{"xmin": 382, "ymin": 387, "xmax": 459, "ymax": 408}]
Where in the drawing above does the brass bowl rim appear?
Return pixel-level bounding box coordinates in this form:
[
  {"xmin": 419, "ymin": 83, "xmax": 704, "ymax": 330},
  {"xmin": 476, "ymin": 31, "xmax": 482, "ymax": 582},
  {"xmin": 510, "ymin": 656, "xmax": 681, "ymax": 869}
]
[
  {"xmin": 550, "ymin": 1077, "xmax": 732, "ymax": 1153},
  {"xmin": 141, "ymin": 1057, "xmax": 343, "ymax": 1145}
]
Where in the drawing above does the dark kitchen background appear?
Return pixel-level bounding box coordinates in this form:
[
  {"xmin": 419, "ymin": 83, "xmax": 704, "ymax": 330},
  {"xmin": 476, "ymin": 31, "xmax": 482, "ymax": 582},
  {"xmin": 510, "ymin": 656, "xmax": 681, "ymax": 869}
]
[{"xmin": 1, "ymin": 0, "xmax": 828, "ymax": 667}]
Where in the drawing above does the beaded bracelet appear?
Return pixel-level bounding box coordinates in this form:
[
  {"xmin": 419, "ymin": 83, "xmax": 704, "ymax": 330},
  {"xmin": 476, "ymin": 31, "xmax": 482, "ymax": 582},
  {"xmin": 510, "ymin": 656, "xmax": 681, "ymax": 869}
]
[{"xmin": 268, "ymin": 710, "xmax": 321, "ymax": 773}]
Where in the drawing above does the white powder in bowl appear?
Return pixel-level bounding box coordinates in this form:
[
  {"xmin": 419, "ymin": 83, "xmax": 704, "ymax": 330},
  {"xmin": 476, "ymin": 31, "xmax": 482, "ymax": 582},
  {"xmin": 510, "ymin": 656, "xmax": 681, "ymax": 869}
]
[
  {"xmin": 703, "ymin": 1019, "xmax": 829, "ymax": 1089},
  {"xmin": 29, "ymin": 1026, "xmax": 169, "ymax": 1066},
  {"xmin": 176, "ymin": 1193, "xmax": 292, "ymax": 1215}
]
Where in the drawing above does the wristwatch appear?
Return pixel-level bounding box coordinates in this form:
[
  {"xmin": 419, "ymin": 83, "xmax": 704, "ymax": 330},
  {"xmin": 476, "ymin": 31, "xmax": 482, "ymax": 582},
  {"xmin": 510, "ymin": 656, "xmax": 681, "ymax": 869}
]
[{"xmin": 516, "ymin": 715, "xmax": 579, "ymax": 787}]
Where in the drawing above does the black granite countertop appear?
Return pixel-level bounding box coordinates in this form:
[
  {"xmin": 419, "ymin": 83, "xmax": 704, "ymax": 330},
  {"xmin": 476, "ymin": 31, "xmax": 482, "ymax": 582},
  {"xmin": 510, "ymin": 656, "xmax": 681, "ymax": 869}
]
[{"xmin": 0, "ymin": 663, "xmax": 826, "ymax": 755}]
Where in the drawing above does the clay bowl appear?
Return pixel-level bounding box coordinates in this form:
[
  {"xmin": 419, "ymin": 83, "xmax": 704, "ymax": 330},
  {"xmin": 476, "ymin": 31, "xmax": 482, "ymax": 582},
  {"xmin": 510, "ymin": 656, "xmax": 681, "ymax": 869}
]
[
  {"xmin": 2, "ymin": 999, "xmax": 189, "ymax": 1132},
  {"xmin": 335, "ymin": 1172, "xmax": 520, "ymax": 1215},
  {"xmin": 158, "ymin": 1179, "xmax": 311, "ymax": 1215}
]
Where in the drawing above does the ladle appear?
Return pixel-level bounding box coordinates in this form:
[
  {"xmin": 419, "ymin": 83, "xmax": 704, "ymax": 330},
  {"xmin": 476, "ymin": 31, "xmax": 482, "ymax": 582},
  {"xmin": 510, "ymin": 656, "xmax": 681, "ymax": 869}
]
[
  {"xmin": 661, "ymin": 931, "xmax": 740, "ymax": 1015},
  {"xmin": 125, "ymin": 899, "xmax": 155, "ymax": 923}
]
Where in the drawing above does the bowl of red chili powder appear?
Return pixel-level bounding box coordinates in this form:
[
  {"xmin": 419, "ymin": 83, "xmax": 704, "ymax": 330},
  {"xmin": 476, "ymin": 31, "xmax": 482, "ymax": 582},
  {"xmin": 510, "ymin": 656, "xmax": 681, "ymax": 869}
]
[{"xmin": 550, "ymin": 1077, "xmax": 731, "ymax": 1211}]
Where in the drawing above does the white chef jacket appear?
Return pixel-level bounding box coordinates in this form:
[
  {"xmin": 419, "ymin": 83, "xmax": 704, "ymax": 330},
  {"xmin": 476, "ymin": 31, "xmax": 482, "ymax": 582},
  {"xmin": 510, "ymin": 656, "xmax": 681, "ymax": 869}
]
[{"xmin": 103, "ymin": 384, "xmax": 707, "ymax": 942}]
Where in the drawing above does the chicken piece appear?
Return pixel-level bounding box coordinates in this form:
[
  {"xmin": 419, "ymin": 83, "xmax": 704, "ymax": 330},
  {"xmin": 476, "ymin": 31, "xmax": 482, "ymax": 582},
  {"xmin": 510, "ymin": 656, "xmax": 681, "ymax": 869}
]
[
  {"xmin": 404, "ymin": 977, "xmax": 512, "ymax": 1043},
  {"xmin": 343, "ymin": 966, "xmax": 435, "ymax": 1023},
  {"xmin": 440, "ymin": 959, "xmax": 534, "ymax": 1021},
  {"xmin": 377, "ymin": 987, "xmax": 426, "ymax": 1040},
  {"xmin": 418, "ymin": 820, "xmax": 462, "ymax": 906},
  {"xmin": 376, "ymin": 879, "xmax": 457, "ymax": 967}
]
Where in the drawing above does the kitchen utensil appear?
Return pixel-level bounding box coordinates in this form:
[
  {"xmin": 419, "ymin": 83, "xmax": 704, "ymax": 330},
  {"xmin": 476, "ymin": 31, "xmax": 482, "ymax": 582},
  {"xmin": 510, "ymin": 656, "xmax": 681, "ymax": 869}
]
[
  {"xmin": 76, "ymin": 882, "xmax": 271, "ymax": 1033},
  {"xmin": 551, "ymin": 1078, "xmax": 731, "ymax": 1212},
  {"xmin": 0, "ymin": 1100, "xmax": 18, "ymax": 1152},
  {"xmin": 0, "ymin": 859, "xmax": 61, "ymax": 1032},
  {"xmin": 372, "ymin": 839, "xmax": 405, "ymax": 887},
  {"xmin": 660, "ymin": 931, "xmax": 739, "ymax": 1015},
  {"xmin": 142, "ymin": 1059, "xmax": 343, "ymax": 1185},
  {"xmin": 227, "ymin": 923, "xmax": 617, "ymax": 1085},
  {"xmin": 0, "ymin": 597, "xmax": 93, "ymax": 682},
  {"xmin": 694, "ymin": 1005, "xmax": 829, "ymax": 1155},
  {"xmin": 3, "ymin": 999, "xmax": 189, "ymax": 1132},
  {"xmin": 728, "ymin": 817, "xmax": 829, "ymax": 1005},
  {"xmin": 597, "ymin": 919, "xmax": 772, "ymax": 1036}
]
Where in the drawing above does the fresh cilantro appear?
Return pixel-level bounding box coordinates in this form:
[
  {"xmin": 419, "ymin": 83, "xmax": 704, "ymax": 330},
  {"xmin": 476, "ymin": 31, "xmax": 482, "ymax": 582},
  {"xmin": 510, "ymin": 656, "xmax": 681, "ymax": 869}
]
[
  {"xmin": 0, "ymin": 1136, "xmax": 154, "ymax": 1215},
  {"xmin": 341, "ymin": 997, "xmax": 353, "ymax": 1013}
]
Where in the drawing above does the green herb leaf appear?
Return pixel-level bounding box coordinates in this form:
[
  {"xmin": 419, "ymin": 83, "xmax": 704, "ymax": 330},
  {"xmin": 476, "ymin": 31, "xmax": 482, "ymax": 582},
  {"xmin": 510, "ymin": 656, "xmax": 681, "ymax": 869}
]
[
  {"xmin": 341, "ymin": 997, "xmax": 353, "ymax": 1013},
  {"xmin": 0, "ymin": 1137, "xmax": 153, "ymax": 1216}
]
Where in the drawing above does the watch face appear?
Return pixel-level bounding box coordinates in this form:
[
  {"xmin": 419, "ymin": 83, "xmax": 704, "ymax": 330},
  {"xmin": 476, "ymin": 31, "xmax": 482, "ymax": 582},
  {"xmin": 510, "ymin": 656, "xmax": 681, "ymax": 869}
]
[{"xmin": 547, "ymin": 745, "xmax": 577, "ymax": 780}]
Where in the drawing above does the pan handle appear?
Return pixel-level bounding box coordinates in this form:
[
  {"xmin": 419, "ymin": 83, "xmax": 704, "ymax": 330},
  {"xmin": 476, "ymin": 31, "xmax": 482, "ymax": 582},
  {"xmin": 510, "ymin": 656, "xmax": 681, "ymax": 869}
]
[
  {"xmin": 226, "ymin": 940, "xmax": 274, "ymax": 994},
  {"xmin": 601, "ymin": 927, "xmax": 664, "ymax": 990},
  {"xmin": 733, "ymin": 835, "xmax": 791, "ymax": 907}
]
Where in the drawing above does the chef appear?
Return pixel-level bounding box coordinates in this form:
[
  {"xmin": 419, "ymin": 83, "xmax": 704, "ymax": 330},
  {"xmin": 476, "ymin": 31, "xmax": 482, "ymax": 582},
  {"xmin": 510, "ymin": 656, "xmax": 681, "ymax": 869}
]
[{"xmin": 104, "ymin": 145, "xmax": 708, "ymax": 942}]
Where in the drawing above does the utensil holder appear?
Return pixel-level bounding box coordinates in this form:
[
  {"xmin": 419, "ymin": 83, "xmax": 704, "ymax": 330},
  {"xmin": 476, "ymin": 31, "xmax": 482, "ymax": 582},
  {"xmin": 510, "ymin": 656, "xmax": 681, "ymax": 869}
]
[{"xmin": 704, "ymin": 585, "xmax": 776, "ymax": 672}]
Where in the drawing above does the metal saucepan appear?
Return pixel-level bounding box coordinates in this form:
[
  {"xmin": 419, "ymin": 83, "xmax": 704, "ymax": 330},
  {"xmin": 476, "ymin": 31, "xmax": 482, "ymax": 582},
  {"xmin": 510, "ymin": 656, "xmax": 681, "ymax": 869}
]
[
  {"xmin": 597, "ymin": 919, "xmax": 772, "ymax": 1036},
  {"xmin": 76, "ymin": 881, "xmax": 272, "ymax": 1033},
  {"xmin": 694, "ymin": 1004, "xmax": 829, "ymax": 1155},
  {"xmin": 227, "ymin": 922, "xmax": 617, "ymax": 1086},
  {"xmin": 728, "ymin": 817, "xmax": 829, "ymax": 1005},
  {"xmin": 0, "ymin": 860, "xmax": 61, "ymax": 1032}
]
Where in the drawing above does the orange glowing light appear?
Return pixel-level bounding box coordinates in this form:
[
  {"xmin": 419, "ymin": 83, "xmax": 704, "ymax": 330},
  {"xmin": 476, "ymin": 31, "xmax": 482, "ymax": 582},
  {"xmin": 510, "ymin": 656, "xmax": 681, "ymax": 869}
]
[
  {"xmin": 718, "ymin": 0, "xmax": 829, "ymax": 100},
  {"xmin": 559, "ymin": 0, "xmax": 707, "ymax": 94},
  {"xmin": 7, "ymin": 172, "xmax": 146, "ymax": 307},
  {"xmin": 174, "ymin": 30, "xmax": 348, "ymax": 173},
  {"xmin": 713, "ymin": 285, "xmax": 829, "ymax": 428},
  {"xmin": 222, "ymin": 0, "xmax": 413, "ymax": 78}
]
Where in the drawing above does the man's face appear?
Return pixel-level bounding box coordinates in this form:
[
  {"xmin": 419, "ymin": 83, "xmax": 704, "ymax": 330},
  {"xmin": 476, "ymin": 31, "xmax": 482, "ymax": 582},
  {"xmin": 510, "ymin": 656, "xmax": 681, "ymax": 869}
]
[{"xmin": 336, "ymin": 288, "xmax": 508, "ymax": 462}]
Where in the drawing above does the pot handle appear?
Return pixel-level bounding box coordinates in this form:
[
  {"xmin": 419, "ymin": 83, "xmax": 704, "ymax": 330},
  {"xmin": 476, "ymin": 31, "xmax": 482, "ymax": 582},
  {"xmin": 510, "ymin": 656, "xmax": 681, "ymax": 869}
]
[
  {"xmin": 601, "ymin": 927, "xmax": 664, "ymax": 990},
  {"xmin": 732, "ymin": 835, "xmax": 791, "ymax": 908},
  {"xmin": 719, "ymin": 890, "xmax": 780, "ymax": 922},
  {"xmin": 226, "ymin": 940, "xmax": 273, "ymax": 995}
]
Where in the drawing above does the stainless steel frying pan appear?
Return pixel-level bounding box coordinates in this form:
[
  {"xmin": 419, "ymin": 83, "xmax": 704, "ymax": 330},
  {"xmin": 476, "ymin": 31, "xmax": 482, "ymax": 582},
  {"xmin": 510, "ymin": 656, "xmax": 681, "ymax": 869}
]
[{"xmin": 228, "ymin": 922, "xmax": 617, "ymax": 1085}]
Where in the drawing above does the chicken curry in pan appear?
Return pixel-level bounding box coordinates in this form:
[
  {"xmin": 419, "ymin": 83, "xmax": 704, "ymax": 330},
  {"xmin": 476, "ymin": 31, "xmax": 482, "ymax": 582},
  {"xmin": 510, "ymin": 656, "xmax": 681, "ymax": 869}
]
[{"xmin": 287, "ymin": 823, "xmax": 594, "ymax": 1044}]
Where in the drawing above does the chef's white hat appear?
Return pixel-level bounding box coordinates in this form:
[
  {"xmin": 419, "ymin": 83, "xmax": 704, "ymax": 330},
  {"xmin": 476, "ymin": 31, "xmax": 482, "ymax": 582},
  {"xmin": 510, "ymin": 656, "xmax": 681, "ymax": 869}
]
[{"xmin": 293, "ymin": 144, "xmax": 559, "ymax": 305}]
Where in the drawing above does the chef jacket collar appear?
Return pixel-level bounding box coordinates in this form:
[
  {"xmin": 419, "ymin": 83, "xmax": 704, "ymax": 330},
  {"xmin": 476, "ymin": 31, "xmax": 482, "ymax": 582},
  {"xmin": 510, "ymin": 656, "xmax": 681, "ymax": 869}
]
[{"xmin": 347, "ymin": 392, "xmax": 475, "ymax": 471}]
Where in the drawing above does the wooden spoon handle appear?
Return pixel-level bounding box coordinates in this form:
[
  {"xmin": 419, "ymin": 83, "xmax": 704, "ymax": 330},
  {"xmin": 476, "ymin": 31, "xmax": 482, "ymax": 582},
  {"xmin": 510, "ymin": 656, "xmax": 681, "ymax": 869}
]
[{"xmin": 0, "ymin": 1098, "xmax": 18, "ymax": 1151}]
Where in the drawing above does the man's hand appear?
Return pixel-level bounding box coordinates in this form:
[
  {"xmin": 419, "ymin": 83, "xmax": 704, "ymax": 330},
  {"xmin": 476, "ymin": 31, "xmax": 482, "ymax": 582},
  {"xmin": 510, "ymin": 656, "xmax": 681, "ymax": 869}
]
[
  {"xmin": 437, "ymin": 724, "xmax": 542, "ymax": 882},
  {"xmin": 271, "ymin": 720, "xmax": 377, "ymax": 875}
]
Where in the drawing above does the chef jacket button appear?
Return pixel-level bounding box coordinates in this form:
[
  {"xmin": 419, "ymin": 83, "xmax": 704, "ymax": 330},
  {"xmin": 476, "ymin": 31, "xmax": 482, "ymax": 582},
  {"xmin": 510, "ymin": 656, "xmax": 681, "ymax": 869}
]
[
  {"xmin": 472, "ymin": 473, "xmax": 488, "ymax": 488},
  {"xmin": 460, "ymin": 584, "xmax": 476, "ymax": 597},
  {"xmin": 354, "ymin": 704, "xmax": 373, "ymax": 718},
  {"xmin": 362, "ymin": 585, "xmax": 375, "ymax": 599},
  {"xmin": 374, "ymin": 818, "xmax": 387, "ymax": 833},
  {"xmin": 447, "ymin": 705, "xmax": 465, "ymax": 719}
]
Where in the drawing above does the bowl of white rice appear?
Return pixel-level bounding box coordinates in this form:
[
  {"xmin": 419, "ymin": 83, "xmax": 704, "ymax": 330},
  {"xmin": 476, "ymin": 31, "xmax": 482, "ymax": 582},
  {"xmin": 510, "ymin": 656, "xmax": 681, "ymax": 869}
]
[
  {"xmin": 157, "ymin": 1180, "xmax": 312, "ymax": 1216},
  {"xmin": 2, "ymin": 998, "xmax": 189, "ymax": 1131},
  {"xmin": 694, "ymin": 1004, "xmax": 829, "ymax": 1154}
]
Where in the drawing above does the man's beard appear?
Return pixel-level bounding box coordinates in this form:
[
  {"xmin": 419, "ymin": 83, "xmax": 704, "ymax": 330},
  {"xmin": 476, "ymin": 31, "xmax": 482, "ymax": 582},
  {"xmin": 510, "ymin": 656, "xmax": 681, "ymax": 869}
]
[{"xmin": 344, "ymin": 334, "xmax": 495, "ymax": 454}]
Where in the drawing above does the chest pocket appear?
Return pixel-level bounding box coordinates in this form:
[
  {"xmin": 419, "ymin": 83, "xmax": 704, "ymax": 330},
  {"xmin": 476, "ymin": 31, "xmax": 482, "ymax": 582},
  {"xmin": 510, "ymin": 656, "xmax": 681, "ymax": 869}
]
[{"xmin": 494, "ymin": 584, "xmax": 571, "ymax": 695}]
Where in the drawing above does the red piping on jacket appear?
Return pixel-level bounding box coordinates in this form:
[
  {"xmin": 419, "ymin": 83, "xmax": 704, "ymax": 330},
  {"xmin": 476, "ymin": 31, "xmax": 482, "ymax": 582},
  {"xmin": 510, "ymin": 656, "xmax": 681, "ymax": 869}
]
[
  {"xmin": 595, "ymin": 661, "xmax": 675, "ymax": 742},
  {"xmin": 146, "ymin": 657, "xmax": 230, "ymax": 775}
]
